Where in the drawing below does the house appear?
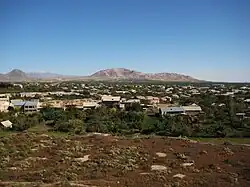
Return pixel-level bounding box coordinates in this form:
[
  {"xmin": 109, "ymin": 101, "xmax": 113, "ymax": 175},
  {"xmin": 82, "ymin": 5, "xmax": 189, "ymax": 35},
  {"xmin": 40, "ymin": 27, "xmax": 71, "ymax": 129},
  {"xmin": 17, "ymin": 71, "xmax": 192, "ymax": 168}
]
[
  {"xmin": 10, "ymin": 100, "xmax": 39, "ymax": 112},
  {"xmin": 245, "ymin": 99, "xmax": 250, "ymax": 102},
  {"xmin": 160, "ymin": 107, "xmax": 185, "ymax": 115},
  {"xmin": 101, "ymin": 96, "xmax": 121, "ymax": 107},
  {"xmin": 146, "ymin": 107, "xmax": 160, "ymax": 116},
  {"xmin": 82, "ymin": 102, "xmax": 99, "ymax": 110},
  {"xmin": 24, "ymin": 101, "xmax": 39, "ymax": 112},
  {"xmin": 161, "ymin": 96, "xmax": 172, "ymax": 103},
  {"xmin": 146, "ymin": 96, "xmax": 160, "ymax": 104},
  {"xmin": 0, "ymin": 96, "xmax": 10, "ymax": 112},
  {"xmin": 136, "ymin": 96, "xmax": 146, "ymax": 100},
  {"xmin": 13, "ymin": 84, "xmax": 23, "ymax": 89},
  {"xmin": 123, "ymin": 99, "xmax": 141, "ymax": 109},
  {"xmin": 236, "ymin": 113, "xmax": 246, "ymax": 119},
  {"xmin": 160, "ymin": 104, "xmax": 202, "ymax": 116},
  {"xmin": 182, "ymin": 104, "xmax": 202, "ymax": 115},
  {"xmin": 0, "ymin": 120, "xmax": 12, "ymax": 129},
  {"xmin": 10, "ymin": 100, "xmax": 26, "ymax": 110},
  {"xmin": 0, "ymin": 101, "xmax": 10, "ymax": 112},
  {"xmin": 245, "ymin": 111, "xmax": 250, "ymax": 118},
  {"xmin": 20, "ymin": 92, "xmax": 39, "ymax": 98},
  {"xmin": 172, "ymin": 94, "xmax": 180, "ymax": 99}
]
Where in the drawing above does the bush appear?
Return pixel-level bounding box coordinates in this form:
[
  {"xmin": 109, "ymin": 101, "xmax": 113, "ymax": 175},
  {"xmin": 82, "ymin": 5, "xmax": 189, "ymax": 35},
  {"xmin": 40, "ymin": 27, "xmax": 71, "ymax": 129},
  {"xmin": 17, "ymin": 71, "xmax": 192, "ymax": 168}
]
[
  {"xmin": 54, "ymin": 119, "xmax": 84, "ymax": 134},
  {"xmin": 11, "ymin": 114, "xmax": 38, "ymax": 131}
]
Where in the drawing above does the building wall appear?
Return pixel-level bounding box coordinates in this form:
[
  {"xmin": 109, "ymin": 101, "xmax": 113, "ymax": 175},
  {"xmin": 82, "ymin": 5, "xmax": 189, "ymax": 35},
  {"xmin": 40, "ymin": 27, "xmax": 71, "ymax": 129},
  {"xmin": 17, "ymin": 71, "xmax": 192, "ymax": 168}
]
[{"xmin": 0, "ymin": 101, "xmax": 10, "ymax": 112}]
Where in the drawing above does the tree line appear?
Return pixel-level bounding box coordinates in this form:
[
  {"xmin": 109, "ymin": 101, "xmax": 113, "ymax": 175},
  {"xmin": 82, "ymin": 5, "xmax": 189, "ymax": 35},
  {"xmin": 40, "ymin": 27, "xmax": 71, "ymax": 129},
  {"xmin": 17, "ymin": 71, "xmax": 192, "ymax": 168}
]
[{"xmin": 1, "ymin": 96, "xmax": 250, "ymax": 137}]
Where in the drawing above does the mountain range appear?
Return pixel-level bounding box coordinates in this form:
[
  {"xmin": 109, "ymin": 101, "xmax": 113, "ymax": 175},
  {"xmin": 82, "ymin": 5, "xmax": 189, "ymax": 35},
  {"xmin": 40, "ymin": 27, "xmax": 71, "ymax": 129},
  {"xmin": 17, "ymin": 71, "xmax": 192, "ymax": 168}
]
[{"xmin": 0, "ymin": 68, "xmax": 199, "ymax": 82}]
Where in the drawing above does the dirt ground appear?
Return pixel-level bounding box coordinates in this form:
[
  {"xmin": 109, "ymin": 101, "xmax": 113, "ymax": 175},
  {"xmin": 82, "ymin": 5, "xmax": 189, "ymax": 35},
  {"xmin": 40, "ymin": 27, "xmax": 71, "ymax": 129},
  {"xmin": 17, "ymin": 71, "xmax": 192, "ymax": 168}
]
[{"xmin": 0, "ymin": 133, "xmax": 250, "ymax": 187}]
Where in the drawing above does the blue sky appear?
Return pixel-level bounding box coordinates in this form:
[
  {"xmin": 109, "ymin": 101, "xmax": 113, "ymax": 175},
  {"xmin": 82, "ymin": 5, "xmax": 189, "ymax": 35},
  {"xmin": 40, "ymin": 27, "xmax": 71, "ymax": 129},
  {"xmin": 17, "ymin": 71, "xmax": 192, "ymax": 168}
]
[{"xmin": 1, "ymin": 0, "xmax": 250, "ymax": 82}]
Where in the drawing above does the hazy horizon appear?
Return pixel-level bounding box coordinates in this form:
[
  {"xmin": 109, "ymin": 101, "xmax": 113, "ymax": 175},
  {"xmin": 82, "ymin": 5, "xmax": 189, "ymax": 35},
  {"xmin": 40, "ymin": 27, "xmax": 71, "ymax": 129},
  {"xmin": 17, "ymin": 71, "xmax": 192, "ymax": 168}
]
[{"xmin": 1, "ymin": 0, "xmax": 250, "ymax": 82}]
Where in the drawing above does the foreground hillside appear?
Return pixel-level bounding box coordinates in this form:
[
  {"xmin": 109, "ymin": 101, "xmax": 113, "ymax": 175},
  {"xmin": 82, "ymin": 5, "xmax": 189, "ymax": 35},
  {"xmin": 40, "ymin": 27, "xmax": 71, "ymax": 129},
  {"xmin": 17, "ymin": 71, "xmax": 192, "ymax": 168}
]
[{"xmin": 0, "ymin": 133, "xmax": 249, "ymax": 187}]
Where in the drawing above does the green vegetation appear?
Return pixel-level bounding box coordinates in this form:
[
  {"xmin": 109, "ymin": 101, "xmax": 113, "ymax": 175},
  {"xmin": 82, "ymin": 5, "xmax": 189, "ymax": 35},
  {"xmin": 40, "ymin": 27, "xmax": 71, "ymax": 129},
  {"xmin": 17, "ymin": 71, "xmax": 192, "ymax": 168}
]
[
  {"xmin": 1, "ymin": 96, "xmax": 250, "ymax": 138},
  {"xmin": 1, "ymin": 82, "xmax": 250, "ymax": 139}
]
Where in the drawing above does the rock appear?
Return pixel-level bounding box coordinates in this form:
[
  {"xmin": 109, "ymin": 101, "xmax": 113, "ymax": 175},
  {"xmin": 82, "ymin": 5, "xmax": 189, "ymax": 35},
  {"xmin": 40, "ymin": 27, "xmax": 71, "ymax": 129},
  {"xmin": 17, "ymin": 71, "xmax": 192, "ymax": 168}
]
[
  {"xmin": 223, "ymin": 147, "xmax": 234, "ymax": 155},
  {"xmin": 151, "ymin": 165, "xmax": 168, "ymax": 171},
  {"xmin": 156, "ymin": 152, "xmax": 167, "ymax": 157},
  {"xmin": 68, "ymin": 183, "xmax": 97, "ymax": 187},
  {"xmin": 40, "ymin": 134, "xmax": 49, "ymax": 137},
  {"xmin": 74, "ymin": 155, "xmax": 90, "ymax": 162},
  {"xmin": 187, "ymin": 139, "xmax": 197, "ymax": 143},
  {"xmin": 199, "ymin": 150, "xmax": 208, "ymax": 155},
  {"xmin": 173, "ymin": 174, "xmax": 186, "ymax": 179},
  {"xmin": 171, "ymin": 182, "xmax": 180, "ymax": 187},
  {"xmin": 181, "ymin": 162, "xmax": 194, "ymax": 167},
  {"xmin": 169, "ymin": 148, "xmax": 174, "ymax": 152},
  {"xmin": 140, "ymin": 172, "xmax": 151, "ymax": 175},
  {"xmin": 176, "ymin": 153, "xmax": 188, "ymax": 160},
  {"xmin": 192, "ymin": 168, "xmax": 200, "ymax": 173},
  {"xmin": 26, "ymin": 157, "xmax": 47, "ymax": 161},
  {"xmin": 8, "ymin": 167, "xmax": 20, "ymax": 170},
  {"xmin": 93, "ymin": 132, "xmax": 110, "ymax": 137}
]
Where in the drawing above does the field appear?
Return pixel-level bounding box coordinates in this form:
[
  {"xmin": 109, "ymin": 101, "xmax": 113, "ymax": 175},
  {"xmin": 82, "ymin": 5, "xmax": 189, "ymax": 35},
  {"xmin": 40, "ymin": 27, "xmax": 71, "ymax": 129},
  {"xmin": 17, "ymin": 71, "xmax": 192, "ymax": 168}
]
[{"xmin": 0, "ymin": 133, "xmax": 250, "ymax": 187}]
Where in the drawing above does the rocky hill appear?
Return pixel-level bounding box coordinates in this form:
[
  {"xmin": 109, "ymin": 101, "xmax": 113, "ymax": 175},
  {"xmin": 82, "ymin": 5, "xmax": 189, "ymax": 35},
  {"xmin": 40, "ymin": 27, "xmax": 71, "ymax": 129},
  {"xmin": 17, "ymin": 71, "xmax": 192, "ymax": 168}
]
[
  {"xmin": 0, "ymin": 68, "xmax": 199, "ymax": 82},
  {"xmin": 6, "ymin": 69, "xmax": 29, "ymax": 81},
  {"xmin": 91, "ymin": 68, "xmax": 198, "ymax": 82},
  {"xmin": 0, "ymin": 69, "xmax": 30, "ymax": 82}
]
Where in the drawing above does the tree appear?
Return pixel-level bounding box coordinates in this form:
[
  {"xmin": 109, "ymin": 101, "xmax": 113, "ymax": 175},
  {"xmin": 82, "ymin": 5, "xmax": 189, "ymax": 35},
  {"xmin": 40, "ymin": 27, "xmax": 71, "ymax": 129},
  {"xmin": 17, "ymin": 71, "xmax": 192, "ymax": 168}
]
[{"xmin": 54, "ymin": 119, "xmax": 84, "ymax": 134}]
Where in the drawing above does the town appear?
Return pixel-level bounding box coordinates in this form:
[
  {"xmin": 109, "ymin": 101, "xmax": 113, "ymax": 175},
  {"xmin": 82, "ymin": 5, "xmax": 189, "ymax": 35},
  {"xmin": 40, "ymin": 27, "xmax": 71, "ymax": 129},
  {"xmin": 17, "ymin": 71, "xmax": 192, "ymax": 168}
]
[{"xmin": 0, "ymin": 81, "xmax": 250, "ymax": 137}]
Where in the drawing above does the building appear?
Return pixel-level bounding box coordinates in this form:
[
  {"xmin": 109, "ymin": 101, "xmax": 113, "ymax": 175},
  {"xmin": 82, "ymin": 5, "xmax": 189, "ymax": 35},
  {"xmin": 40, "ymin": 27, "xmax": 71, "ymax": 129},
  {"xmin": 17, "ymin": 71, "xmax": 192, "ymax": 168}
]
[
  {"xmin": 244, "ymin": 99, "xmax": 250, "ymax": 108},
  {"xmin": 10, "ymin": 100, "xmax": 39, "ymax": 112},
  {"xmin": 20, "ymin": 92, "xmax": 40, "ymax": 98},
  {"xmin": 0, "ymin": 95, "xmax": 10, "ymax": 112},
  {"xmin": 10, "ymin": 100, "xmax": 25, "ymax": 110},
  {"xmin": 160, "ymin": 104, "xmax": 202, "ymax": 116},
  {"xmin": 146, "ymin": 96, "xmax": 160, "ymax": 104},
  {"xmin": 160, "ymin": 96, "xmax": 172, "ymax": 103},
  {"xmin": 182, "ymin": 104, "xmax": 202, "ymax": 115},
  {"xmin": 236, "ymin": 113, "xmax": 246, "ymax": 119},
  {"xmin": 101, "ymin": 96, "xmax": 121, "ymax": 107},
  {"xmin": 0, "ymin": 120, "xmax": 12, "ymax": 129},
  {"xmin": 82, "ymin": 102, "xmax": 99, "ymax": 110},
  {"xmin": 24, "ymin": 101, "xmax": 39, "ymax": 112},
  {"xmin": 120, "ymin": 99, "xmax": 141, "ymax": 110},
  {"xmin": 160, "ymin": 107, "xmax": 185, "ymax": 115}
]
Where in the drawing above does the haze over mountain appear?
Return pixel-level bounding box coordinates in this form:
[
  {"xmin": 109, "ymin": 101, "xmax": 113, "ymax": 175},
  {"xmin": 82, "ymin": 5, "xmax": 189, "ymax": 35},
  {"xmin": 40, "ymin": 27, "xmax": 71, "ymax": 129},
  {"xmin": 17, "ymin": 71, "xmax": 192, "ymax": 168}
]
[
  {"xmin": 26, "ymin": 72, "xmax": 67, "ymax": 79},
  {"xmin": 0, "ymin": 68, "xmax": 198, "ymax": 82}
]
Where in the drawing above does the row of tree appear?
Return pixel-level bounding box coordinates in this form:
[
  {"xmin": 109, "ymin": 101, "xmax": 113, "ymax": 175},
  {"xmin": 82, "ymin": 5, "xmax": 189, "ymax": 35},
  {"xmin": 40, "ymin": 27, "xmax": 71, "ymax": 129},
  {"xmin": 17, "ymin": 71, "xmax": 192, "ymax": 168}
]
[{"xmin": 1, "ymin": 101, "xmax": 250, "ymax": 137}]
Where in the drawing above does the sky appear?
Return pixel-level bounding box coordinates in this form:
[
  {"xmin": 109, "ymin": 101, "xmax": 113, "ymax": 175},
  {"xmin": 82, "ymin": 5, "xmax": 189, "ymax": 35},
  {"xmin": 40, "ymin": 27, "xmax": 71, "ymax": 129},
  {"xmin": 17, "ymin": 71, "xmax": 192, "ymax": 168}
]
[{"xmin": 1, "ymin": 0, "xmax": 250, "ymax": 82}]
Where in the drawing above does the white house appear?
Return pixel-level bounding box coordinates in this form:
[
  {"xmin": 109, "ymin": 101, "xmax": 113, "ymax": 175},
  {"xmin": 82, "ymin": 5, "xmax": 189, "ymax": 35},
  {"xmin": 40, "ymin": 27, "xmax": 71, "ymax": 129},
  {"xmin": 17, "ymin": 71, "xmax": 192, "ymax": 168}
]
[
  {"xmin": 0, "ymin": 120, "xmax": 12, "ymax": 128},
  {"xmin": 0, "ymin": 96, "xmax": 10, "ymax": 112}
]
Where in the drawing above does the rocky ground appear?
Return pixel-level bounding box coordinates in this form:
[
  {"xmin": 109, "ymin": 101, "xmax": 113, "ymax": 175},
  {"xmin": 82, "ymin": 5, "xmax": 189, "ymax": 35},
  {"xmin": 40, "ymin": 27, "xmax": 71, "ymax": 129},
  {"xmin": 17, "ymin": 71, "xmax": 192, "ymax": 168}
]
[{"xmin": 0, "ymin": 133, "xmax": 250, "ymax": 187}]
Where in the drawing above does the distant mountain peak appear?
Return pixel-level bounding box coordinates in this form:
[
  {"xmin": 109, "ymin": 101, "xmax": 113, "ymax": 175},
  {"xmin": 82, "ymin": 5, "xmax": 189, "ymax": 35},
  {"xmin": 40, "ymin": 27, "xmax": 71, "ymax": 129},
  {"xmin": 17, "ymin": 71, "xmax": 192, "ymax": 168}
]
[
  {"xmin": 8, "ymin": 69, "xmax": 25, "ymax": 74},
  {"xmin": 90, "ymin": 68, "xmax": 198, "ymax": 82}
]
